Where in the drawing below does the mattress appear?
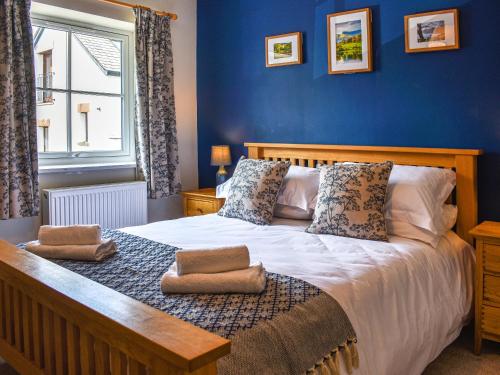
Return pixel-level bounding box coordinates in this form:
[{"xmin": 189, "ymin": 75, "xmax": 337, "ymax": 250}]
[{"xmin": 122, "ymin": 214, "xmax": 475, "ymax": 375}]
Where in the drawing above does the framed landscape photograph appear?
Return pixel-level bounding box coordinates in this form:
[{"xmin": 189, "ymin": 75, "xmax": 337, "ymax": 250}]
[
  {"xmin": 327, "ymin": 8, "xmax": 372, "ymax": 74},
  {"xmin": 266, "ymin": 32, "xmax": 303, "ymax": 68},
  {"xmin": 405, "ymin": 9, "xmax": 459, "ymax": 53}
]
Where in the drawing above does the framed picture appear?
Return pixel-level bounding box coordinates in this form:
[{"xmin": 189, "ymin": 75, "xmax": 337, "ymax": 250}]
[
  {"xmin": 265, "ymin": 32, "xmax": 303, "ymax": 68},
  {"xmin": 405, "ymin": 9, "xmax": 459, "ymax": 53},
  {"xmin": 327, "ymin": 8, "xmax": 372, "ymax": 74}
]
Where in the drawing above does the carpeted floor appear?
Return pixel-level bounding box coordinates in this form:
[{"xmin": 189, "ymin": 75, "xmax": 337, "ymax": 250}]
[
  {"xmin": 423, "ymin": 325, "xmax": 500, "ymax": 375},
  {"xmin": 0, "ymin": 325, "xmax": 498, "ymax": 374}
]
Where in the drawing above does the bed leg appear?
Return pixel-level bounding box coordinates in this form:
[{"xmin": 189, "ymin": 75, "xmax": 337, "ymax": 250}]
[
  {"xmin": 188, "ymin": 362, "xmax": 217, "ymax": 375},
  {"xmin": 474, "ymin": 326, "xmax": 482, "ymax": 355},
  {"xmin": 150, "ymin": 360, "xmax": 217, "ymax": 375}
]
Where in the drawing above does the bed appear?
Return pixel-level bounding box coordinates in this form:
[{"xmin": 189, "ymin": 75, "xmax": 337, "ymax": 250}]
[{"xmin": 0, "ymin": 143, "xmax": 482, "ymax": 375}]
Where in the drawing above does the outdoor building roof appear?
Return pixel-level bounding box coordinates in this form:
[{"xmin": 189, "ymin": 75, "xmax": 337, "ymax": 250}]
[
  {"xmin": 33, "ymin": 28, "xmax": 121, "ymax": 77},
  {"xmin": 74, "ymin": 33, "xmax": 121, "ymax": 76}
]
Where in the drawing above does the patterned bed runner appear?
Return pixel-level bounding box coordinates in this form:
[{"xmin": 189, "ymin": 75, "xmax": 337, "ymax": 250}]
[{"xmin": 20, "ymin": 229, "xmax": 357, "ymax": 375}]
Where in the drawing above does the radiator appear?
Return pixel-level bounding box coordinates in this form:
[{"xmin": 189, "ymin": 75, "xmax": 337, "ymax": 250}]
[{"xmin": 42, "ymin": 182, "xmax": 148, "ymax": 229}]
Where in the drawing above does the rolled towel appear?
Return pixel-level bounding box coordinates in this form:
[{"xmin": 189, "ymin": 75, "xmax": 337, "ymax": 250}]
[
  {"xmin": 25, "ymin": 239, "xmax": 117, "ymax": 261},
  {"xmin": 175, "ymin": 245, "xmax": 250, "ymax": 275},
  {"xmin": 161, "ymin": 262, "xmax": 266, "ymax": 294},
  {"xmin": 38, "ymin": 225, "xmax": 101, "ymax": 246}
]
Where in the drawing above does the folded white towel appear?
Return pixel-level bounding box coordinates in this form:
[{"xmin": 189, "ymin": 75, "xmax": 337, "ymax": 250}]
[
  {"xmin": 161, "ymin": 262, "xmax": 266, "ymax": 294},
  {"xmin": 25, "ymin": 239, "xmax": 117, "ymax": 261},
  {"xmin": 175, "ymin": 245, "xmax": 250, "ymax": 275},
  {"xmin": 38, "ymin": 225, "xmax": 102, "ymax": 246}
]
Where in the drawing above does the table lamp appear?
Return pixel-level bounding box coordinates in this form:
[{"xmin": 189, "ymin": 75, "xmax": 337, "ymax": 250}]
[{"xmin": 211, "ymin": 145, "xmax": 231, "ymax": 186}]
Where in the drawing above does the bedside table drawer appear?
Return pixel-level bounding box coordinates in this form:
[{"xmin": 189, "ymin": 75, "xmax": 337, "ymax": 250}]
[
  {"xmin": 181, "ymin": 189, "xmax": 225, "ymax": 218},
  {"xmin": 484, "ymin": 275, "xmax": 500, "ymax": 305},
  {"xmin": 186, "ymin": 199, "xmax": 217, "ymax": 216},
  {"xmin": 484, "ymin": 244, "xmax": 500, "ymax": 274},
  {"xmin": 482, "ymin": 305, "xmax": 500, "ymax": 336},
  {"xmin": 471, "ymin": 222, "xmax": 500, "ymax": 354}
]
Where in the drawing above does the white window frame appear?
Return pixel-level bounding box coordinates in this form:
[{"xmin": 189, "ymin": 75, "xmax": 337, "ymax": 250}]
[{"xmin": 32, "ymin": 14, "xmax": 135, "ymax": 167}]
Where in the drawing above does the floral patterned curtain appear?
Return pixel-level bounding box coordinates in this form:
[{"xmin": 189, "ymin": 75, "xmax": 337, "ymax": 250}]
[
  {"xmin": 134, "ymin": 8, "xmax": 181, "ymax": 199},
  {"xmin": 0, "ymin": 0, "xmax": 39, "ymax": 219}
]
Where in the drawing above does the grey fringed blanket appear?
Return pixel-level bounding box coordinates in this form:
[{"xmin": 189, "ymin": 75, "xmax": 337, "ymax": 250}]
[{"xmin": 20, "ymin": 230, "xmax": 358, "ymax": 375}]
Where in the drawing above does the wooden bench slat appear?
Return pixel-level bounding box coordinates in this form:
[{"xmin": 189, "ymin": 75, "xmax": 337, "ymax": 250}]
[
  {"xmin": 80, "ymin": 331, "xmax": 96, "ymax": 375},
  {"xmin": 0, "ymin": 280, "xmax": 5, "ymax": 339},
  {"xmin": 67, "ymin": 320, "xmax": 81, "ymax": 375},
  {"xmin": 129, "ymin": 358, "xmax": 147, "ymax": 375},
  {"xmin": 22, "ymin": 294, "xmax": 33, "ymax": 361},
  {"xmin": 110, "ymin": 347, "xmax": 127, "ymax": 375},
  {"xmin": 5, "ymin": 284, "xmax": 14, "ymax": 345},
  {"xmin": 32, "ymin": 300, "xmax": 44, "ymax": 368},
  {"xmin": 42, "ymin": 306, "xmax": 55, "ymax": 374},
  {"xmin": 95, "ymin": 338, "xmax": 110, "ymax": 375},
  {"xmin": 54, "ymin": 315, "xmax": 68, "ymax": 375},
  {"xmin": 13, "ymin": 289, "xmax": 23, "ymax": 353}
]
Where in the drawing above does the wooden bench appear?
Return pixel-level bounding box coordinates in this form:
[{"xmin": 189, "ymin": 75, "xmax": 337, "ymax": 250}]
[{"xmin": 0, "ymin": 240, "xmax": 230, "ymax": 375}]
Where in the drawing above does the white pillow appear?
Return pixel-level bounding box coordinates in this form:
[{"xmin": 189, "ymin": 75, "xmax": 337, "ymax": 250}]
[
  {"xmin": 387, "ymin": 204, "xmax": 458, "ymax": 247},
  {"xmin": 216, "ymin": 178, "xmax": 232, "ymax": 198},
  {"xmin": 217, "ymin": 165, "xmax": 320, "ymax": 211},
  {"xmin": 385, "ymin": 165, "xmax": 456, "ymax": 235},
  {"xmin": 276, "ymin": 165, "xmax": 319, "ymax": 210},
  {"xmin": 274, "ymin": 204, "xmax": 313, "ymax": 220},
  {"xmin": 387, "ymin": 221, "xmax": 442, "ymax": 247}
]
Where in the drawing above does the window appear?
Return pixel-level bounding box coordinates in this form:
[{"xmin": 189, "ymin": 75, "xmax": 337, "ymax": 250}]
[{"xmin": 32, "ymin": 17, "xmax": 133, "ymax": 162}]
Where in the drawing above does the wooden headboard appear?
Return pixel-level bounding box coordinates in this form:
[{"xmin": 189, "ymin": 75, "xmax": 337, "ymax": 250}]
[{"xmin": 245, "ymin": 143, "xmax": 483, "ymax": 244}]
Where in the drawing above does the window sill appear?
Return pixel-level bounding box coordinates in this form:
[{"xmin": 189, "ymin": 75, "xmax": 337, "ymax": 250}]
[
  {"xmin": 39, "ymin": 162, "xmax": 136, "ymax": 174},
  {"xmin": 36, "ymin": 100, "xmax": 55, "ymax": 106}
]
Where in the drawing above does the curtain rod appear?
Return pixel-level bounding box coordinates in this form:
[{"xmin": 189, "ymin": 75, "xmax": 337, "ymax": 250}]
[{"xmin": 99, "ymin": 0, "xmax": 178, "ymax": 20}]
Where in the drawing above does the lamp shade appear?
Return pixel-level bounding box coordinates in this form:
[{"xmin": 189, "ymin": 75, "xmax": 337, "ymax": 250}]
[{"xmin": 211, "ymin": 145, "xmax": 231, "ymax": 166}]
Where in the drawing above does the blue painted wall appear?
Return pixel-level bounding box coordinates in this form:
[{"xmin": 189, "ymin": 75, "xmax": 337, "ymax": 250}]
[{"xmin": 197, "ymin": 0, "xmax": 500, "ymax": 220}]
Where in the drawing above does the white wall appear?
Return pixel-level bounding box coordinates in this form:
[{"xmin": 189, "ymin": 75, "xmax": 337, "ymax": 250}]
[
  {"xmin": 34, "ymin": 28, "xmax": 69, "ymax": 152},
  {"xmin": 0, "ymin": 0, "xmax": 198, "ymax": 243}
]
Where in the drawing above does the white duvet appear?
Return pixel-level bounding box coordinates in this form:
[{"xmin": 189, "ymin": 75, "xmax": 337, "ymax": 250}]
[{"xmin": 122, "ymin": 214, "xmax": 475, "ymax": 375}]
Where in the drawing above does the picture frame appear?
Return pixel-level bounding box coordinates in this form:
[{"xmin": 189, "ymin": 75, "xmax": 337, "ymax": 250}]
[
  {"xmin": 265, "ymin": 32, "xmax": 303, "ymax": 68},
  {"xmin": 404, "ymin": 9, "xmax": 460, "ymax": 53},
  {"xmin": 327, "ymin": 8, "xmax": 372, "ymax": 75}
]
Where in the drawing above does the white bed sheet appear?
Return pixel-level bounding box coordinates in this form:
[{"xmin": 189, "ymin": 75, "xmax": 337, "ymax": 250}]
[{"xmin": 122, "ymin": 214, "xmax": 475, "ymax": 375}]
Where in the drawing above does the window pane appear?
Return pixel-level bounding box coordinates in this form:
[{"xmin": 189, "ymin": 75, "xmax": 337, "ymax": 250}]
[
  {"xmin": 36, "ymin": 91, "xmax": 68, "ymax": 152},
  {"xmin": 71, "ymin": 33, "xmax": 122, "ymax": 94},
  {"xmin": 71, "ymin": 94, "xmax": 122, "ymax": 152},
  {"xmin": 33, "ymin": 26, "xmax": 68, "ymax": 90}
]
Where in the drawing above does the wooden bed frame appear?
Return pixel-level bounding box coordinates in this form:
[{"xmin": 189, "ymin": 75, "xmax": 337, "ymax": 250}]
[
  {"xmin": 246, "ymin": 143, "xmax": 482, "ymax": 244},
  {"xmin": 0, "ymin": 143, "xmax": 482, "ymax": 375}
]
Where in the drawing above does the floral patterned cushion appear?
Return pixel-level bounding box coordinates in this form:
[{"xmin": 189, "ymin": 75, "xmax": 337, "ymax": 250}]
[
  {"xmin": 218, "ymin": 158, "xmax": 291, "ymax": 225},
  {"xmin": 306, "ymin": 161, "xmax": 393, "ymax": 241}
]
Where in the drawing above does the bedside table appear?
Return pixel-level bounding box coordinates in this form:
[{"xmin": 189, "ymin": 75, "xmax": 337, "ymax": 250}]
[
  {"xmin": 181, "ymin": 188, "xmax": 225, "ymax": 217},
  {"xmin": 470, "ymin": 221, "xmax": 500, "ymax": 354}
]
